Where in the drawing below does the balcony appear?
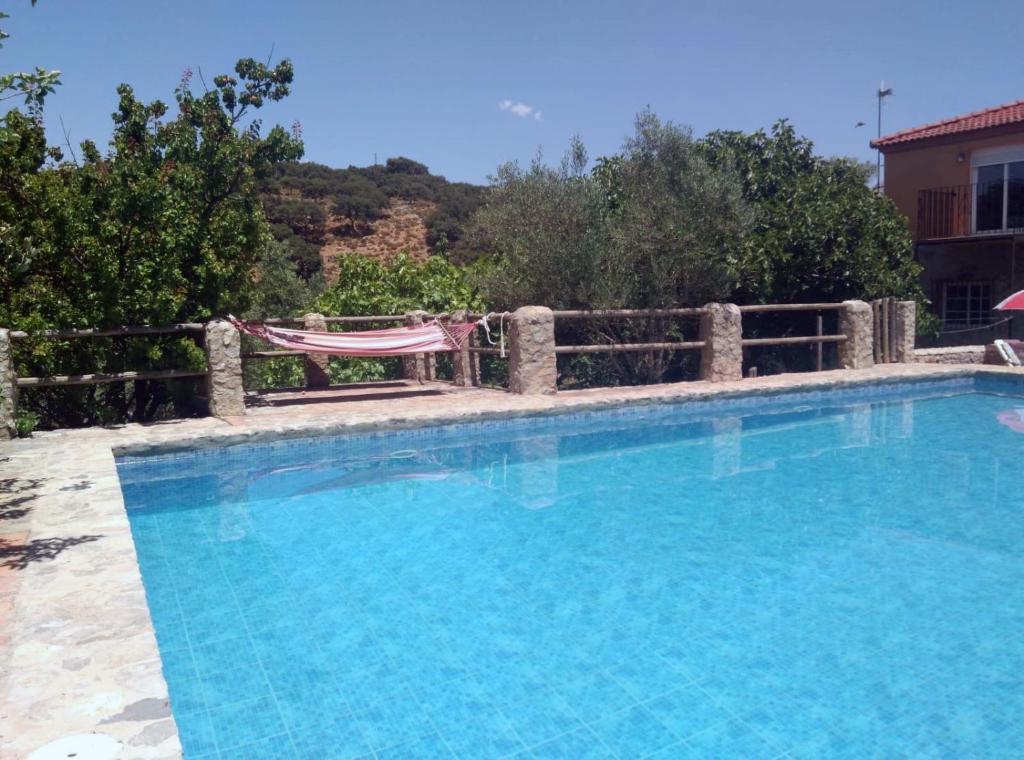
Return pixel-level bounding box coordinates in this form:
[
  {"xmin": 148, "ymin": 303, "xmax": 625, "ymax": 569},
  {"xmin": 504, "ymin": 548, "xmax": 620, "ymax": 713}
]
[{"xmin": 917, "ymin": 180, "xmax": 1024, "ymax": 240}]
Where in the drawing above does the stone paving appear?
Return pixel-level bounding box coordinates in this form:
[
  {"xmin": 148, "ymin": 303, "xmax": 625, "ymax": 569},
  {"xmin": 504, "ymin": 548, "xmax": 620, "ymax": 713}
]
[{"xmin": 0, "ymin": 364, "xmax": 1012, "ymax": 758}]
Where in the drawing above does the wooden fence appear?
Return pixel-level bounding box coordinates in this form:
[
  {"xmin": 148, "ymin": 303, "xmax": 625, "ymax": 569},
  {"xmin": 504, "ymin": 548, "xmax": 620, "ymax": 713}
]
[{"xmin": 0, "ymin": 299, "xmax": 916, "ymax": 436}]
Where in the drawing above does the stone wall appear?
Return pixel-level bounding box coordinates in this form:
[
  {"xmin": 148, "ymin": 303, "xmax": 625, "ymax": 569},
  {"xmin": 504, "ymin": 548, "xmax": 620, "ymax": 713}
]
[{"xmin": 912, "ymin": 346, "xmax": 986, "ymax": 365}]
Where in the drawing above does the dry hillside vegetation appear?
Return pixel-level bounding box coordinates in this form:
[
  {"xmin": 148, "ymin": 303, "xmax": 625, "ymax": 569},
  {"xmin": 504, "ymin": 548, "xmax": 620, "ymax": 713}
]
[
  {"xmin": 321, "ymin": 199, "xmax": 433, "ymax": 278},
  {"xmin": 260, "ymin": 159, "xmax": 487, "ymax": 282}
]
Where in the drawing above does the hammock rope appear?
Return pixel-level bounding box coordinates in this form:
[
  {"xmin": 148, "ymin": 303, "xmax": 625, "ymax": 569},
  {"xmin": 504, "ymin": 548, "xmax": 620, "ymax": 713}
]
[{"xmin": 480, "ymin": 311, "xmax": 510, "ymax": 358}]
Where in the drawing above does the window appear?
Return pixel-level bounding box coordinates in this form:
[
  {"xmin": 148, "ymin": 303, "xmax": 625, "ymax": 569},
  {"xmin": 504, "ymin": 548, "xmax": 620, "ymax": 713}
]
[
  {"xmin": 942, "ymin": 281, "xmax": 992, "ymax": 328},
  {"xmin": 975, "ymin": 164, "xmax": 1006, "ymax": 231},
  {"xmin": 972, "ymin": 147, "xmax": 1024, "ymax": 233}
]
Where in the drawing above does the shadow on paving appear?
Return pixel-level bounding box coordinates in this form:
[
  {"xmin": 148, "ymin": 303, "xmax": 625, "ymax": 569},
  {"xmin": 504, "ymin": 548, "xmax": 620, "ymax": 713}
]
[
  {"xmin": 0, "ymin": 478, "xmax": 44, "ymax": 521},
  {"xmin": 0, "ymin": 534, "xmax": 103, "ymax": 571},
  {"xmin": 247, "ymin": 388, "xmax": 447, "ymax": 407}
]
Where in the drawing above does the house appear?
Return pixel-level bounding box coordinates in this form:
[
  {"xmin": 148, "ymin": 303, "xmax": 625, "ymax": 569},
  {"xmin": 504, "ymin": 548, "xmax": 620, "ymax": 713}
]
[{"xmin": 873, "ymin": 100, "xmax": 1024, "ymax": 343}]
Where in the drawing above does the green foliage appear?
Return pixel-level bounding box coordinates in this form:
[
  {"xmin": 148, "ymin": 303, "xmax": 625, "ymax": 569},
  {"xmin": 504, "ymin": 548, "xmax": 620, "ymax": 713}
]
[
  {"xmin": 329, "ymin": 173, "xmax": 389, "ymax": 222},
  {"xmin": 312, "ymin": 253, "xmax": 484, "ymax": 384},
  {"xmin": 241, "ymin": 241, "xmax": 321, "ymax": 390},
  {"xmin": 470, "ymin": 115, "xmax": 749, "ymax": 313},
  {"xmin": 15, "ymin": 408, "xmax": 39, "ymax": 437},
  {"xmin": 468, "ymin": 113, "xmax": 925, "ymax": 384},
  {"xmin": 385, "ymin": 156, "xmax": 429, "ymax": 175},
  {"xmin": 1, "ymin": 58, "xmax": 303, "ymax": 428},
  {"xmin": 262, "ymin": 195, "xmax": 327, "ymax": 277},
  {"xmin": 468, "ymin": 114, "xmax": 750, "ymax": 383},
  {"xmin": 596, "ymin": 111, "xmax": 751, "ymax": 308},
  {"xmin": 466, "ymin": 139, "xmax": 606, "ymax": 310},
  {"xmin": 426, "ymin": 182, "xmax": 488, "ymax": 258},
  {"xmin": 246, "ymin": 242, "xmax": 321, "ymax": 319},
  {"xmin": 315, "ymin": 252, "xmax": 483, "ymax": 316},
  {"xmin": 698, "ymin": 120, "xmax": 924, "ymax": 305}
]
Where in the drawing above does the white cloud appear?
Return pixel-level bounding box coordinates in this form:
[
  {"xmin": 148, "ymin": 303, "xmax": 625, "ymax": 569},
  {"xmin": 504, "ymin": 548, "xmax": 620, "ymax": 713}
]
[{"xmin": 499, "ymin": 99, "xmax": 541, "ymax": 120}]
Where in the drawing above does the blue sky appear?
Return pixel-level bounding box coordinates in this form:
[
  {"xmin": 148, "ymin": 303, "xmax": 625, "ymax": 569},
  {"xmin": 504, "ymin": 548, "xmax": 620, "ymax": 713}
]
[{"xmin": 4, "ymin": 0, "xmax": 1022, "ymax": 183}]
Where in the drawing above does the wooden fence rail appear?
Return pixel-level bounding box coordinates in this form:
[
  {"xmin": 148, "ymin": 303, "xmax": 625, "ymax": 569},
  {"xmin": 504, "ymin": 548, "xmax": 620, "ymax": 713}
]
[
  {"xmin": 9, "ymin": 324, "xmax": 205, "ymax": 340},
  {"xmin": 552, "ymin": 307, "xmax": 708, "ymax": 319},
  {"xmin": 16, "ymin": 369, "xmax": 206, "ymax": 388},
  {"xmin": 555, "ymin": 341, "xmax": 706, "ymax": 354},
  {"xmin": 740, "ymin": 335, "xmax": 846, "ymax": 347},
  {"xmin": 738, "ymin": 303, "xmax": 844, "ymax": 313}
]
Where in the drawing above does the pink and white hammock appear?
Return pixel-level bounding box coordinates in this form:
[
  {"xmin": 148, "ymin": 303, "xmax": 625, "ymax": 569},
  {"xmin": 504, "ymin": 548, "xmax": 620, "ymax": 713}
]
[{"xmin": 228, "ymin": 315, "xmax": 479, "ymax": 357}]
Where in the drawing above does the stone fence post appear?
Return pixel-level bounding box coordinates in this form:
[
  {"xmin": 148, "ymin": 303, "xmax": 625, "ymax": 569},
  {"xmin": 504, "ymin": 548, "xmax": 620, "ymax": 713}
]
[
  {"xmin": 302, "ymin": 313, "xmax": 331, "ymax": 387},
  {"xmin": 402, "ymin": 310, "xmax": 434, "ymax": 382},
  {"xmin": 699, "ymin": 303, "xmax": 743, "ymax": 382},
  {"xmin": 838, "ymin": 300, "xmax": 874, "ymax": 369},
  {"xmin": 0, "ymin": 328, "xmax": 17, "ymax": 439},
  {"xmin": 893, "ymin": 301, "xmax": 916, "ymax": 363},
  {"xmin": 508, "ymin": 306, "xmax": 556, "ymax": 395},
  {"xmin": 205, "ymin": 319, "xmax": 245, "ymax": 417},
  {"xmin": 451, "ymin": 310, "xmax": 472, "ymax": 387}
]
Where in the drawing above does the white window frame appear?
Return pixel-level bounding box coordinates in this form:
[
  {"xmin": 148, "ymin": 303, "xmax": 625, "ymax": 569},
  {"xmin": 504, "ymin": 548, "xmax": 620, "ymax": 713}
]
[
  {"xmin": 942, "ymin": 280, "xmax": 992, "ymax": 329},
  {"xmin": 970, "ymin": 145, "xmax": 1024, "ymax": 234}
]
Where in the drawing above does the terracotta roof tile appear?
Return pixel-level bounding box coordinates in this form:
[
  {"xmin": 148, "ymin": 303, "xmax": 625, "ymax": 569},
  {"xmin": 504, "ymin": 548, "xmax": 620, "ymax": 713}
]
[{"xmin": 871, "ymin": 99, "xmax": 1024, "ymax": 148}]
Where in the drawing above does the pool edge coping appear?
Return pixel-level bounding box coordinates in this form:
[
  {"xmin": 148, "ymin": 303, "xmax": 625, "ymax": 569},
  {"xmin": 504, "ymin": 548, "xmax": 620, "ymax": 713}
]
[{"xmin": 109, "ymin": 365, "xmax": 995, "ymax": 459}]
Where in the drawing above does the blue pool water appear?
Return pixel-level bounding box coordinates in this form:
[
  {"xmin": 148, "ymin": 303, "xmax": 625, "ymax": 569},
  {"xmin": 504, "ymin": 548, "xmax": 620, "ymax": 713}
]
[{"xmin": 118, "ymin": 378, "xmax": 1024, "ymax": 759}]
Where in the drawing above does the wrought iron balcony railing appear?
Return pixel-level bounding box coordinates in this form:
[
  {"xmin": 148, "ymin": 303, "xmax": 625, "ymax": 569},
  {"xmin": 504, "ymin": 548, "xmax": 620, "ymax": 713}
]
[{"xmin": 917, "ymin": 181, "xmax": 1024, "ymax": 240}]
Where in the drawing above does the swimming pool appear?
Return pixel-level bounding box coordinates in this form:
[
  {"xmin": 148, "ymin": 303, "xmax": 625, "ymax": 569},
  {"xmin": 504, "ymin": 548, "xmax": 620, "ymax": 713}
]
[{"xmin": 117, "ymin": 377, "xmax": 1024, "ymax": 759}]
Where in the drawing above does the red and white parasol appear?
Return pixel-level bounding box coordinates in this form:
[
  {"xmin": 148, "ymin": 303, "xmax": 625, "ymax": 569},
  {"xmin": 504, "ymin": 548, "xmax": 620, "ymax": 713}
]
[{"xmin": 993, "ymin": 289, "xmax": 1024, "ymax": 311}]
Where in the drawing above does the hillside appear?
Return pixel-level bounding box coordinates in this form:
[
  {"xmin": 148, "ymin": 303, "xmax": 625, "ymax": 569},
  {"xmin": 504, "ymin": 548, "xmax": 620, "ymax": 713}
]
[{"xmin": 260, "ymin": 158, "xmax": 487, "ymax": 281}]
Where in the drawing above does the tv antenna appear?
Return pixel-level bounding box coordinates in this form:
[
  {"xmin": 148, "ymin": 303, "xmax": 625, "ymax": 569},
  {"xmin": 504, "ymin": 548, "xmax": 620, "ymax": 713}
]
[{"xmin": 876, "ymin": 81, "xmax": 894, "ymax": 190}]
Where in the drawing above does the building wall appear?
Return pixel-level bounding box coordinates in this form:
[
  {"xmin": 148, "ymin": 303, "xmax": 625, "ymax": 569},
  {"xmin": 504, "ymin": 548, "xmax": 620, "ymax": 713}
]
[
  {"xmin": 915, "ymin": 237, "xmax": 1024, "ymax": 345},
  {"xmin": 882, "ymin": 128, "xmax": 1024, "ymax": 239}
]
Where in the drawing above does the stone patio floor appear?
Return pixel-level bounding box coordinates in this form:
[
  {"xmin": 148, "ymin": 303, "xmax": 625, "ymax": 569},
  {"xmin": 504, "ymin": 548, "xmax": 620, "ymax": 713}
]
[{"xmin": 0, "ymin": 364, "xmax": 1007, "ymax": 758}]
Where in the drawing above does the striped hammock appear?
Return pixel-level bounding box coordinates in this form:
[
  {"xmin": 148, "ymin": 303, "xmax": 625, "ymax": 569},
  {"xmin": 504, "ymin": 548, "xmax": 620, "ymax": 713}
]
[{"xmin": 228, "ymin": 316, "xmax": 478, "ymax": 357}]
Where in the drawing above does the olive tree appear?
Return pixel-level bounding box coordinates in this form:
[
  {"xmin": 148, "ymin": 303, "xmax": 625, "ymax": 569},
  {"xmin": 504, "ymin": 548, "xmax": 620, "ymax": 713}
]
[{"xmin": 469, "ymin": 112, "xmax": 751, "ymax": 383}]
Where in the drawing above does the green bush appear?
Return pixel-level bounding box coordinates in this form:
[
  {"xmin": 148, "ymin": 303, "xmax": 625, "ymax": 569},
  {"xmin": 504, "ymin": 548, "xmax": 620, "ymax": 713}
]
[
  {"xmin": 311, "ymin": 253, "xmax": 485, "ymax": 384},
  {"xmin": 15, "ymin": 409, "xmax": 39, "ymax": 438},
  {"xmin": 315, "ymin": 252, "xmax": 484, "ymax": 316}
]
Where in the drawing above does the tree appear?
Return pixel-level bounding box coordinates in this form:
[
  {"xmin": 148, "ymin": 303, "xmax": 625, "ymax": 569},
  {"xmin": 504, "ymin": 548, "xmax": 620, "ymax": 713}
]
[
  {"xmin": 247, "ymin": 242, "xmax": 320, "ymax": 319},
  {"xmin": 596, "ymin": 111, "xmax": 751, "ymax": 308},
  {"xmin": 242, "ymin": 241, "xmax": 321, "ymax": 391},
  {"xmin": 426, "ymin": 181, "xmax": 489, "ymax": 257},
  {"xmin": 699, "ymin": 120, "xmax": 924, "ymax": 305},
  {"xmin": 1, "ymin": 57, "xmax": 303, "ymax": 428},
  {"xmin": 468, "ymin": 114, "xmax": 751, "ymax": 383},
  {"xmin": 385, "ymin": 156, "xmax": 429, "ymax": 175},
  {"xmin": 466, "ymin": 138, "xmax": 606, "ymax": 310}
]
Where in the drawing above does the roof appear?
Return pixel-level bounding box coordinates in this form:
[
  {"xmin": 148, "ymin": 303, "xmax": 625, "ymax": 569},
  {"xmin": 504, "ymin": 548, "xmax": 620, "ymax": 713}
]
[{"xmin": 871, "ymin": 99, "xmax": 1024, "ymax": 149}]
